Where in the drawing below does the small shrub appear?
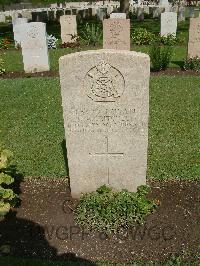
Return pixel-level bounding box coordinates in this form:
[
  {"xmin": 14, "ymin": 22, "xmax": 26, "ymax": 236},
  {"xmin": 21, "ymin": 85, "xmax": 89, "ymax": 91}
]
[
  {"xmin": 60, "ymin": 35, "xmax": 80, "ymax": 48},
  {"xmin": 0, "ymin": 148, "xmax": 18, "ymax": 217},
  {"xmin": 79, "ymin": 23, "xmax": 102, "ymax": 46},
  {"xmin": 75, "ymin": 185, "xmax": 157, "ymax": 233},
  {"xmin": 149, "ymin": 40, "xmax": 173, "ymax": 71},
  {"xmin": 0, "ymin": 37, "xmax": 12, "ymax": 50},
  {"xmin": 160, "ymin": 34, "xmax": 176, "ymax": 46},
  {"xmin": 0, "ymin": 57, "xmax": 5, "ymax": 75},
  {"xmin": 47, "ymin": 34, "xmax": 58, "ymax": 49},
  {"xmin": 131, "ymin": 28, "xmax": 155, "ymax": 45},
  {"xmin": 184, "ymin": 57, "xmax": 200, "ymax": 72}
]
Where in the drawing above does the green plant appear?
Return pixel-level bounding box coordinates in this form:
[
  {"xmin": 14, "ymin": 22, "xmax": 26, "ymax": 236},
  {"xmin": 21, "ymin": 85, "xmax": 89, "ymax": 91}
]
[
  {"xmin": 0, "ymin": 57, "xmax": 5, "ymax": 75},
  {"xmin": 75, "ymin": 185, "xmax": 157, "ymax": 233},
  {"xmin": 184, "ymin": 57, "xmax": 200, "ymax": 72},
  {"xmin": 0, "ymin": 147, "xmax": 18, "ymax": 217},
  {"xmin": 160, "ymin": 34, "xmax": 176, "ymax": 46},
  {"xmin": 0, "ymin": 37, "xmax": 10, "ymax": 50},
  {"xmin": 79, "ymin": 22, "xmax": 102, "ymax": 46},
  {"xmin": 149, "ymin": 41, "xmax": 173, "ymax": 71},
  {"xmin": 131, "ymin": 28, "xmax": 155, "ymax": 45}
]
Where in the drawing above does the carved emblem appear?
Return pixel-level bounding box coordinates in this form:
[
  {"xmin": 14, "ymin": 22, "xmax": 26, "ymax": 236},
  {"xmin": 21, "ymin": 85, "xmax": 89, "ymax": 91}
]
[
  {"xmin": 84, "ymin": 61, "xmax": 125, "ymax": 102},
  {"xmin": 28, "ymin": 25, "xmax": 39, "ymax": 39}
]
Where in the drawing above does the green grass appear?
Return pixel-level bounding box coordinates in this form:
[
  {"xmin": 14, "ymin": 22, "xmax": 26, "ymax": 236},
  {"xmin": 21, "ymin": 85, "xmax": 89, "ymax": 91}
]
[
  {"xmin": 0, "ymin": 45, "xmax": 187, "ymax": 72},
  {"xmin": 0, "ymin": 78, "xmax": 67, "ymax": 178},
  {"xmin": 0, "ymin": 76, "xmax": 199, "ymax": 180}
]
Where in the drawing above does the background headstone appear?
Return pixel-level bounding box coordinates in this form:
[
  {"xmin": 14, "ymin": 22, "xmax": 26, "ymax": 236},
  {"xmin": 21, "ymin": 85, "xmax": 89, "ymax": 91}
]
[
  {"xmin": 59, "ymin": 50, "xmax": 150, "ymax": 198},
  {"xmin": 0, "ymin": 13, "xmax": 5, "ymax": 23},
  {"xmin": 13, "ymin": 18, "xmax": 28, "ymax": 47},
  {"xmin": 110, "ymin": 13, "xmax": 126, "ymax": 19},
  {"xmin": 188, "ymin": 18, "xmax": 200, "ymax": 58},
  {"xmin": 103, "ymin": 18, "xmax": 130, "ymax": 50},
  {"xmin": 21, "ymin": 22, "xmax": 49, "ymax": 73},
  {"xmin": 161, "ymin": 12, "xmax": 177, "ymax": 37},
  {"xmin": 137, "ymin": 7, "xmax": 144, "ymax": 21},
  {"xmin": 178, "ymin": 6, "xmax": 185, "ymax": 21},
  {"xmin": 60, "ymin": 15, "xmax": 77, "ymax": 44}
]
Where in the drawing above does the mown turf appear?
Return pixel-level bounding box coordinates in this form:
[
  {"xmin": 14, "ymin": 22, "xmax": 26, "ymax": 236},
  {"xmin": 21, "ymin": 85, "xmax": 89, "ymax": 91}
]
[
  {"xmin": 0, "ymin": 76, "xmax": 199, "ymax": 180},
  {"xmin": 0, "ymin": 44, "xmax": 187, "ymax": 73}
]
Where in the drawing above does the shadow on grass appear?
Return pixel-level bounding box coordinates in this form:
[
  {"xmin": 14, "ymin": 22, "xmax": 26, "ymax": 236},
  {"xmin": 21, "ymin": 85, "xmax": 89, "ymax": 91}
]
[
  {"xmin": 0, "ymin": 211, "xmax": 97, "ymax": 266},
  {"xmin": 171, "ymin": 60, "xmax": 185, "ymax": 69}
]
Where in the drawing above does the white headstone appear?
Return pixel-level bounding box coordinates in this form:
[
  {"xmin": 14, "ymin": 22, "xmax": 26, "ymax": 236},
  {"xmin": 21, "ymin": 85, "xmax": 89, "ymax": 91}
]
[
  {"xmin": 59, "ymin": 49, "xmax": 150, "ymax": 198},
  {"xmin": 110, "ymin": 13, "xmax": 126, "ymax": 19},
  {"xmin": 13, "ymin": 18, "xmax": 28, "ymax": 47},
  {"xmin": 21, "ymin": 22, "xmax": 50, "ymax": 73},
  {"xmin": 178, "ymin": 6, "xmax": 185, "ymax": 21},
  {"xmin": 161, "ymin": 12, "xmax": 177, "ymax": 37},
  {"xmin": 0, "ymin": 13, "xmax": 6, "ymax": 23},
  {"xmin": 60, "ymin": 15, "xmax": 77, "ymax": 44}
]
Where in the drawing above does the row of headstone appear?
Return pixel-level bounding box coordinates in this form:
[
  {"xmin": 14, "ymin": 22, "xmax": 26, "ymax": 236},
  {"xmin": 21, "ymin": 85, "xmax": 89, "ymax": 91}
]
[
  {"xmin": 14, "ymin": 13, "xmax": 200, "ymax": 74},
  {"xmin": 1, "ymin": 2, "xmax": 199, "ymax": 25}
]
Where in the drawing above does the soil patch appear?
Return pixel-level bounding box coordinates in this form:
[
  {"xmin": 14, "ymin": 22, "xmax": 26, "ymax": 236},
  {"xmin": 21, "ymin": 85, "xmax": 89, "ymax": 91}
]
[
  {"xmin": 0, "ymin": 179, "xmax": 199, "ymax": 264},
  {"xmin": 0, "ymin": 68, "xmax": 199, "ymax": 79}
]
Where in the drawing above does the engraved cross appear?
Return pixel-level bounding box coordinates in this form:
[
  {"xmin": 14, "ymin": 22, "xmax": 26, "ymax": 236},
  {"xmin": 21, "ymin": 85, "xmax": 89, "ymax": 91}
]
[{"xmin": 89, "ymin": 137, "xmax": 124, "ymax": 184}]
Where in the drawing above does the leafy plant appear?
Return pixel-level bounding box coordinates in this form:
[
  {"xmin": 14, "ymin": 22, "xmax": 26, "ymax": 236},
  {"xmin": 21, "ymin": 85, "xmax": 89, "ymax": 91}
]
[
  {"xmin": 75, "ymin": 185, "xmax": 157, "ymax": 233},
  {"xmin": 0, "ymin": 147, "xmax": 18, "ymax": 217},
  {"xmin": 47, "ymin": 34, "xmax": 58, "ymax": 49},
  {"xmin": 0, "ymin": 37, "xmax": 12, "ymax": 50},
  {"xmin": 79, "ymin": 22, "xmax": 102, "ymax": 46},
  {"xmin": 160, "ymin": 33, "xmax": 185, "ymax": 46},
  {"xmin": 184, "ymin": 57, "xmax": 200, "ymax": 72},
  {"xmin": 131, "ymin": 28, "xmax": 155, "ymax": 45},
  {"xmin": 160, "ymin": 34, "xmax": 176, "ymax": 46},
  {"xmin": 0, "ymin": 57, "xmax": 5, "ymax": 75},
  {"xmin": 149, "ymin": 40, "xmax": 173, "ymax": 71},
  {"xmin": 60, "ymin": 35, "xmax": 80, "ymax": 48}
]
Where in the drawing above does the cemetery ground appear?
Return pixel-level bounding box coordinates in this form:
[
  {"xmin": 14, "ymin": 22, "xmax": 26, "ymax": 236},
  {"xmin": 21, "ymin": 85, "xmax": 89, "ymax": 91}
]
[{"xmin": 0, "ymin": 18, "xmax": 200, "ymax": 265}]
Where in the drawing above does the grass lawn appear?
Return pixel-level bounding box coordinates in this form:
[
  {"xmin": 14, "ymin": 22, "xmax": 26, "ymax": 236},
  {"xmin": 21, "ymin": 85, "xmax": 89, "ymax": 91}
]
[
  {"xmin": 0, "ymin": 76, "xmax": 199, "ymax": 180},
  {"xmin": 0, "ymin": 45, "xmax": 187, "ymax": 73}
]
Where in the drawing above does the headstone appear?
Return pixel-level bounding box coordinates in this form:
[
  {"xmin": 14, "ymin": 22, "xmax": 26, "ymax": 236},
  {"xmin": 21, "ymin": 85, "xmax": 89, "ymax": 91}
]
[
  {"xmin": 92, "ymin": 7, "xmax": 97, "ymax": 16},
  {"xmin": 0, "ymin": 13, "xmax": 5, "ymax": 23},
  {"xmin": 21, "ymin": 22, "xmax": 49, "ymax": 73},
  {"xmin": 21, "ymin": 10, "xmax": 32, "ymax": 20},
  {"xmin": 13, "ymin": 18, "xmax": 28, "ymax": 47},
  {"xmin": 188, "ymin": 18, "xmax": 200, "ymax": 58},
  {"xmin": 107, "ymin": 6, "xmax": 114, "ymax": 15},
  {"xmin": 103, "ymin": 18, "xmax": 130, "ymax": 50},
  {"xmin": 189, "ymin": 7, "xmax": 195, "ymax": 18},
  {"xmin": 60, "ymin": 15, "xmax": 77, "ymax": 44},
  {"xmin": 59, "ymin": 50, "xmax": 150, "ymax": 198},
  {"xmin": 110, "ymin": 13, "xmax": 126, "ymax": 19},
  {"xmin": 178, "ymin": 6, "xmax": 185, "ymax": 21},
  {"xmin": 97, "ymin": 7, "xmax": 107, "ymax": 21},
  {"xmin": 137, "ymin": 7, "xmax": 144, "ymax": 21},
  {"xmin": 153, "ymin": 7, "xmax": 164, "ymax": 18},
  {"xmin": 161, "ymin": 12, "xmax": 177, "ymax": 37},
  {"xmin": 159, "ymin": 0, "xmax": 169, "ymax": 8}
]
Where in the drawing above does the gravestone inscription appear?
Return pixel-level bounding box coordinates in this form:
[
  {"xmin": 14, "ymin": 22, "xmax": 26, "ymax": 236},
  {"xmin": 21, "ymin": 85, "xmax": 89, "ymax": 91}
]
[{"xmin": 103, "ymin": 19, "xmax": 130, "ymax": 50}]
